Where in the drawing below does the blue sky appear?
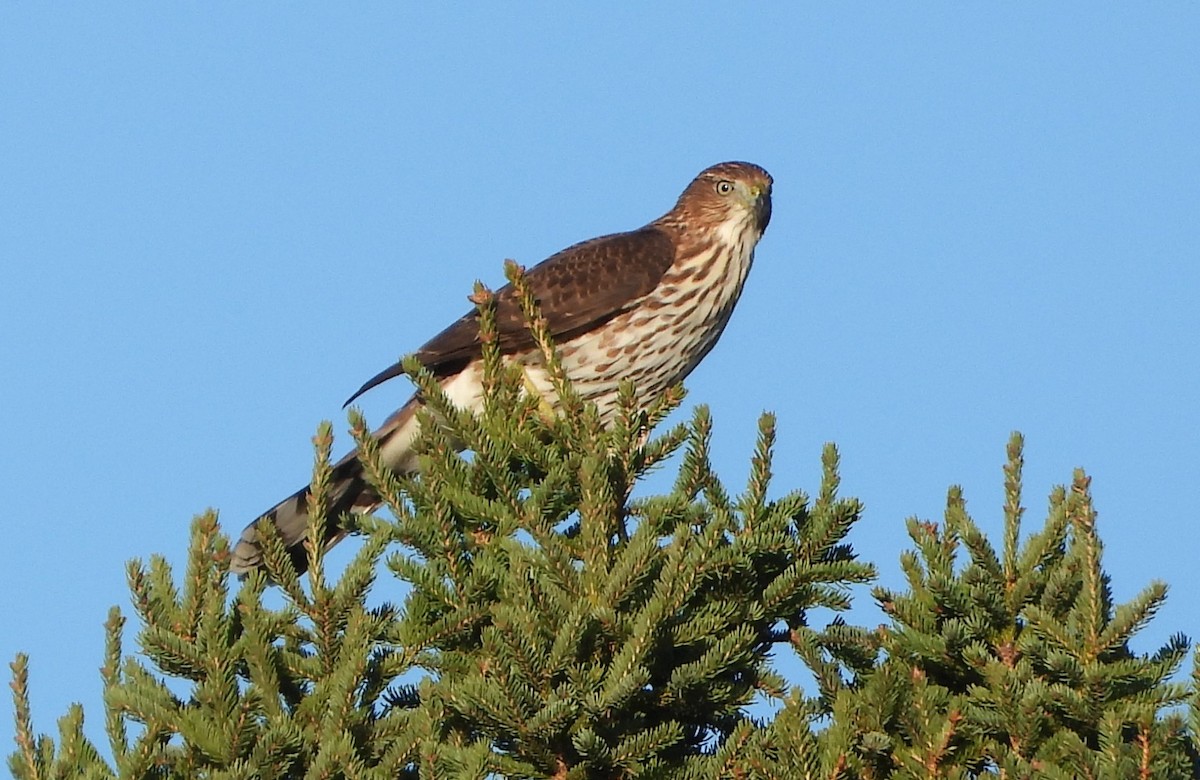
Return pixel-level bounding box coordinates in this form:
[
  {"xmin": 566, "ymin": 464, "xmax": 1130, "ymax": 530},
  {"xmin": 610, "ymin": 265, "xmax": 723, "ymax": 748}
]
[{"xmin": 3, "ymin": 4, "xmax": 1198, "ymax": 754}]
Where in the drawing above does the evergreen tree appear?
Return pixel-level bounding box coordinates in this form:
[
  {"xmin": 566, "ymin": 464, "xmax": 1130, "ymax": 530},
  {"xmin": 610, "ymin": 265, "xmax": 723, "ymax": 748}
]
[{"xmin": 10, "ymin": 266, "xmax": 1199, "ymax": 778}]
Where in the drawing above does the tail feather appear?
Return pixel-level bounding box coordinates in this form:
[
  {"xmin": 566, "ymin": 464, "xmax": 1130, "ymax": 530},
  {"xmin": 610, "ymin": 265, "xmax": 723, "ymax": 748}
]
[
  {"xmin": 228, "ymin": 398, "xmax": 421, "ymax": 575},
  {"xmin": 228, "ymin": 455, "xmax": 374, "ymax": 575}
]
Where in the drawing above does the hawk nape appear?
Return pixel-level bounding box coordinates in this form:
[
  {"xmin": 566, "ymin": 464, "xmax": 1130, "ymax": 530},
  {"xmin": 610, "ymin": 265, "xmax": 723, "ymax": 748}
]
[{"xmin": 230, "ymin": 161, "xmax": 773, "ymax": 575}]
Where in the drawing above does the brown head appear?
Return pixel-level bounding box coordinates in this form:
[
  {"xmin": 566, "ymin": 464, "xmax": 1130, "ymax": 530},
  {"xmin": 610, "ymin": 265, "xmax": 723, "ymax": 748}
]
[{"xmin": 657, "ymin": 161, "xmax": 773, "ymax": 242}]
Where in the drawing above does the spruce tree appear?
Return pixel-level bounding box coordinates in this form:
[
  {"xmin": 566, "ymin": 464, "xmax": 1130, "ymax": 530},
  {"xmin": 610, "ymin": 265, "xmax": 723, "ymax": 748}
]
[{"xmin": 10, "ymin": 265, "xmax": 1199, "ymax": 778}]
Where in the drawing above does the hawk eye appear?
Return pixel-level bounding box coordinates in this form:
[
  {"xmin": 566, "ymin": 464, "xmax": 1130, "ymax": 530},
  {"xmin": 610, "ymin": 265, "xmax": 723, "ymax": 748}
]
[{"xmin": 715, "ymin": 180, "xmax": 734, "ymax": 195}]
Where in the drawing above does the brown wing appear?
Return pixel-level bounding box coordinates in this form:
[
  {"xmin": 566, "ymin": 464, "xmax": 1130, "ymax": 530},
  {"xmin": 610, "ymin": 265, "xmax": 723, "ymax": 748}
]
[{"xmin": 344, "ymin": 225, "xmax": 677, "ymax": 406}]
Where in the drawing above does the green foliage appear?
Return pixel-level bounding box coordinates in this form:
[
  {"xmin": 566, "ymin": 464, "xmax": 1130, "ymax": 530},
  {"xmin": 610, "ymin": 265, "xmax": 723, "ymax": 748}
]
[
  {"xmin": 822, "ymin": 435, "xmax": 1198, "ymax": 780},
  {"xmin": 10, "ymin": 268, "xmax": 1199, "ymax": 777}
]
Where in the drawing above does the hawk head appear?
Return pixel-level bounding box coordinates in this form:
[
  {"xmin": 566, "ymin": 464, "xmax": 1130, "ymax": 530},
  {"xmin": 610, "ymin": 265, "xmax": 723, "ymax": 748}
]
[{"xmin": 665, "ymin": 161, "xmax": 773, "ymax": 241}]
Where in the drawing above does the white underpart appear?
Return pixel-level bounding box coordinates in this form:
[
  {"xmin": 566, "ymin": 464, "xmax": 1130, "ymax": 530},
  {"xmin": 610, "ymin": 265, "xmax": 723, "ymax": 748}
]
[
  {"xmin": 374, "ymin": 366, "xmax": 488, "ymax": 475},
  {"xmin": 540, "ymin": 204, "xmax": 761, "ymax": 419}
]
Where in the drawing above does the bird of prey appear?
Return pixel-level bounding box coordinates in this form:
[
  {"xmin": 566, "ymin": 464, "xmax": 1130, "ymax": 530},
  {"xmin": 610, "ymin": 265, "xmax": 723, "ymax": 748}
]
[{"xmin": 230, "ymin": 161, "xmax": 773, "ymax": 575}]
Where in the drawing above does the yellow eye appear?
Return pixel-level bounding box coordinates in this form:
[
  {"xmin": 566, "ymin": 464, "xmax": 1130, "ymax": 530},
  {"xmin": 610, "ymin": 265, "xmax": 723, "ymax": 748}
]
[{"xmin": 716, "ymin": 180, "xmax": 734, "ymax": 195}]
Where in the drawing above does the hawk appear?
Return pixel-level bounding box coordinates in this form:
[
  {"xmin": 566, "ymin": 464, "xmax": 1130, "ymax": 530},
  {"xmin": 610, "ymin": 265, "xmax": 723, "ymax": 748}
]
[{"xmin": 230, "ymin": 161, "xmax": 773, "ymax": 574}]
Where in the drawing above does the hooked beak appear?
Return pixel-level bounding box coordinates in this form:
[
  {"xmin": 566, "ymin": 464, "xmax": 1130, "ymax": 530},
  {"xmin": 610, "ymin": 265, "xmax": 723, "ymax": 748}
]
[{"xmin": 752, "ymin": 186, "xmax": 772, "ymax": 233}]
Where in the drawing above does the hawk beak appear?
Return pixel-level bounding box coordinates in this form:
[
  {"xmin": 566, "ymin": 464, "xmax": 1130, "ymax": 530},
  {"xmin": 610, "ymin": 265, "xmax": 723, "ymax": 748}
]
[{"xmin": 754, "ymin": 187, "xmax": 772, "ymax": 232}]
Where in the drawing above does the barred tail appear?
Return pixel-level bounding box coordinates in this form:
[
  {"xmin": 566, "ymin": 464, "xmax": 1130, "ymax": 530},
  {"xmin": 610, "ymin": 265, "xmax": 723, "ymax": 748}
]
[{"xmin": 229, "ymin": 399, "xmax": 422, "ymax": 576}]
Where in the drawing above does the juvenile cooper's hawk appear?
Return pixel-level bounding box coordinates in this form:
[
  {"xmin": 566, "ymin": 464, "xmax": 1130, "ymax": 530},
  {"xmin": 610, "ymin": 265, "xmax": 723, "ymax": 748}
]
[{"xmin": 230, "ymin": 161, "xmax": 773, "ymax": 574}]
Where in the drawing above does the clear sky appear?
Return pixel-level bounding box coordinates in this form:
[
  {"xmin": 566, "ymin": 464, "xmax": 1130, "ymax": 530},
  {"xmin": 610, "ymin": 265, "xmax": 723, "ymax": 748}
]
[{"xmin": 2, "ymin": 4, "xmax": 1198, "ymax": 755}]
